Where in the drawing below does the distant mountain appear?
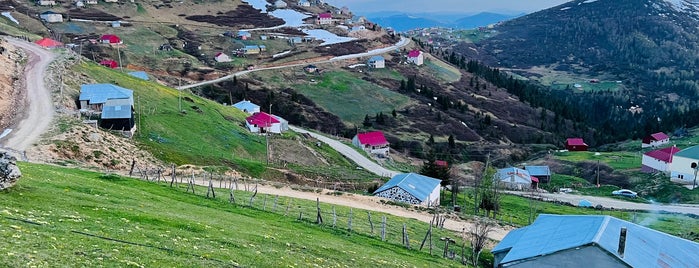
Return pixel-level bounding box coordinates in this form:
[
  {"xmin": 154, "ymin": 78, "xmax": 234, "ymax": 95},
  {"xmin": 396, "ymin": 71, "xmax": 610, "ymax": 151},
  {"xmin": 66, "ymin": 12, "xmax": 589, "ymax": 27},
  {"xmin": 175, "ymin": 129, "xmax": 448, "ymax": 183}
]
[{"xmin": 367, "ymin": 12, "xmax": 520, "ymax": 32}]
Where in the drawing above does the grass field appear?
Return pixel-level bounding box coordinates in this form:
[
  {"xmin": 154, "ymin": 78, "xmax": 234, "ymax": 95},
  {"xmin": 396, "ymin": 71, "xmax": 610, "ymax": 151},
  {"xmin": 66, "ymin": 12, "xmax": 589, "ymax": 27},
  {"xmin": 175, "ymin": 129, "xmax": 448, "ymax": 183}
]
[
  {"xmin": 551, "ymin": 81, "xmax": 623, "ymax": 92},
  {"xmin": 295, "ymin": 71, "xmax": 412, "ymax": 124},
  {"xmin": 73, "ymin": 62, "xmax": 269, "ymax": 176},
  {"xmin": 0, "ymin": 162, "xmax": 466, "ymax": 267},
  {"xmin": 553, "ymin": 151, "xmax": 641, "ymax": 170},
  {"xmin": 425, "ymin": 58, "xmax": 462, "ymax": 83}
]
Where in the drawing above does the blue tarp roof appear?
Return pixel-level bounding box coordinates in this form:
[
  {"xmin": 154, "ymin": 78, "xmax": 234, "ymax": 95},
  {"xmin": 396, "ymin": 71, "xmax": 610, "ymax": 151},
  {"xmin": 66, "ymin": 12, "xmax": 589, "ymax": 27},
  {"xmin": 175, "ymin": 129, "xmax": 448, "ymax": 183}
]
[
  {"xmin": 495, "ymin": 214, "xmax": 699, "ymax": 267},
  {"xmin": 373, "ymin": 173, "xmax": 441, "ymax": 202},
  {"xmin": 524, "ymin": 165, "xmax": 551, "ymax": 176},
  {"xmin": 368, "ymin": 55, "xmax": 384, "ymax": 62},
  {"xmin": 128, "ymin": 71, "xmax": 149, "ymax": 80},
  {"xmin": 232, "ymin": 100, "xmax": 259, "ymax": 112},
  {"xmin": 79, "ymin": 84, "xmax": 133, "ymax": 106}
]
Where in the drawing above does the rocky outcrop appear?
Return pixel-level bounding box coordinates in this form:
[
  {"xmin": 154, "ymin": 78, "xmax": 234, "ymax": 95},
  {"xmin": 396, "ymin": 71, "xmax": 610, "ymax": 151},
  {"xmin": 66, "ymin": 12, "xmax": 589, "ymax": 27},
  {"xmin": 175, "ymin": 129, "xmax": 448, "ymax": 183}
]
[{"xmin": 0, "ymin": 151, "xmax": 21, "ymax": 190}]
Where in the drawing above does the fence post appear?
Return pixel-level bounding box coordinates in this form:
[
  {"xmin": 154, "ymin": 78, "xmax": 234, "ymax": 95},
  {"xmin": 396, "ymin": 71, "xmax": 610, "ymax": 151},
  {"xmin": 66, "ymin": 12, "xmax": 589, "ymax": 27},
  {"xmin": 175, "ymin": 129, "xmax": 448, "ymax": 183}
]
[
  {"xmin": 316, "ymin": 198, "xmax": 323, "ymax": 224},
  {"xmin": 248, "ymin": 187, "xmax": 257, "ymax": 207},
  {"xmin": 403, "ymin": 224, "xmax": 410, "ymax": 249},
  {"xmin": 332, "ymin": 206, "xmax": 337, "ymax": 228},
  {"xmin": 170, "ymin": 164, "xmax": 176, "ymax": 187},
  {"xmin": 206, "ymin": 178, "xmax": 215, "ymax": 198},
  {"xmin": 229, "ymin": 182, "xmax": 235, "ymax": 204},
  {"xmin": 420, "ymin": 224, "xmax": 432, "ymax": 251},
  {"xmin": 273, "ymin": 195, "xmax": 279, "ymax": 211},
  {"xmin": 348, "ymin": 208, "xmax": 353, "ymax": 232},
  {"xmin": 285, "ymin": 199, "xmax": 292, "ymax": 216},
  {"xmin": 367, "ymin": 211, "xmax": 374, "ymax": 234},
  {"xmin": 381, "ymin": 216, "xmax": 386, "ymax": 241},
  {"xmin": 263, "ymin": 195, "xmax": 268, "ymax": 211}
]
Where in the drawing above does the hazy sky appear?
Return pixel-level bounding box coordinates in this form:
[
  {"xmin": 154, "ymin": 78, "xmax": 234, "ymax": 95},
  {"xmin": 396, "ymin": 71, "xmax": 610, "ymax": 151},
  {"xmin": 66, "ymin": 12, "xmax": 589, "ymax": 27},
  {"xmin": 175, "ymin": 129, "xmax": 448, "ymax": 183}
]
[{"xmin": 324, "ymin": 0, "xmax": 571, "ymax": 14}]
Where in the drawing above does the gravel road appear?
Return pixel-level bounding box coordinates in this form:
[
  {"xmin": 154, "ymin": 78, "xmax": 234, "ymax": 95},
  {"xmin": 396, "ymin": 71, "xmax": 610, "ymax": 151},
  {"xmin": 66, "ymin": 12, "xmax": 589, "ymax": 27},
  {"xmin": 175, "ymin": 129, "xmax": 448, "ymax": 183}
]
[
  {"xmin": 289, "ymin": 125, "xmax": 398, "ymax": 178},
  {"xmin": 0, "ymin": 37, "xmax": 56, "ymax": 154}
]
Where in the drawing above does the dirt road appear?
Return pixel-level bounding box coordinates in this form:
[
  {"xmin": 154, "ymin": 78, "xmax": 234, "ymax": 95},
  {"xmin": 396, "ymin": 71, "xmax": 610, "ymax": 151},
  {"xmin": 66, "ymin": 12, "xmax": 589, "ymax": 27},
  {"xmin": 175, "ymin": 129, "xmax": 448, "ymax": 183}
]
[
  {"xmin": 509, "ymin": 191, "xmax": 699, "ymax": 216},
  {"xmin": 177, "ymin": 37, "xmax": 410, "ymax": 90},
  {"xmin": 289, "ymin": 125, "xmax": 398, "ymax": 178},
  {"xmin": 0, "ymin": 37, "xmax": 56, "ymax": 155}
]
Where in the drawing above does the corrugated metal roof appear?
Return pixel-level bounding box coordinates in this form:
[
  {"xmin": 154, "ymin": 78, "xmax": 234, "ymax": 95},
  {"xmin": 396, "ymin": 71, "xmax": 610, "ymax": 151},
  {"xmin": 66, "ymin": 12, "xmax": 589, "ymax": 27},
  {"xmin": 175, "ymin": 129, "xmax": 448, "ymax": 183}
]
[
  {"xmin": 496, "ymin": 167, "xmax": 532, "ymax": 184},
  {"xmin": 101, "ymin": 104, "xmax": 132, "ymax": 119},
  {"xmin": 373, "ymin": 173, "xmax": 441, "ymax": 202},
  {"xmin": 524, "ymin": 166, "xmax": 551, "ymax": 176},
  {"xmin": 128, "ymin": 71, "xmax": 149, "ymax": 80},
  {"xmin": 232, "ymin": 100, "xmax": 260, "ymax": 112},
  {"xmin": 674, "ymin": 145, "xmax": 699, "ymax": 159},
  {"xmin": 368, "ymin": 55, "xmax": 384, "ymax": 62},
  {"xmin": 492, "ymin": 226, "xmax": 530, "ymax": 254},
  {"xmin": 497, "ymin": 214, "xmax": 699, "ymax": 267},
  {"xmin": 79, "ymin": 84, "xmax": 133, "ymax": 106}
]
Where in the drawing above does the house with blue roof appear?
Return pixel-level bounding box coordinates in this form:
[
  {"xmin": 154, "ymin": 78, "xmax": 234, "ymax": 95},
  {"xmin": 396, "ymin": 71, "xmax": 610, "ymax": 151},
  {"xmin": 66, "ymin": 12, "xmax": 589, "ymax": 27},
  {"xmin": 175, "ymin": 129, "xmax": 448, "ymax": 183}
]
[
  {"xmin": 373, "ymin": 173, "xmax": 441, "ymax": 206},
  {"xmin": 493, "ymin": 214, "xmax": 699, "ymax": 268},
  {"xmin": 367, "ymin": 55, "xmax": 385, "ymax": 69},
  {"xmin": 232, "ymin": 100, "xmax": 260, "ymax": 115},
  {"xmin": 523, "ymin": 165, "xmax": 551, "ymax": 183},
  {"xmin": 79, "ymin": 84, "xmax": 135, "ymax": 132},
  {"xmin": 496, "ymin": 167, "xmax": 536, "ymax": 190},
  {"xmin": 668, "ymin": 145, "xmax": 699, "ymax": 186}
]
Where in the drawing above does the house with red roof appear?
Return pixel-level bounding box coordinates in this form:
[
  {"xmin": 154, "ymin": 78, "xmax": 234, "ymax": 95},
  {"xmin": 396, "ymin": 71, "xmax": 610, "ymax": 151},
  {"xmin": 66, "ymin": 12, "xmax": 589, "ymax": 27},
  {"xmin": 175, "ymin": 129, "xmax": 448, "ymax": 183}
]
[
  {"xmin": 99, "ymin": 59, "xmax": 118, "ymax": 69},
  {"xmin": 565, "ymin": 138, "xmax": 588, "ymax": 151},
  {"xmin": 100, "ymin": 34, "xmax": 122, "ymax": 44},
  {"xmin": 317, "ymin": 12, "xmax": 332, "ymax": 25},
  {"xmin": 352, "ymin": 131, "xmax": 389, "ymax": 157},
  {"xmin": 642, "ymin": 132, "xmax": 670, "ymax": 148},
  {"xmin": 642, "ymin": 146, "xmax": 680, "ymax": 173},
  {"xmin": 245, "ymin": 112, "xmax": 283, "ymax": 134},
  {"xmin": 214, "ymin": 52, "xmax": 232, "ymax": 63},
  {"xmin": 34, "ymin": 37, "xmax": 63, "ymax": 48},
  {"xmin": 407, "ymin": 50, "xmax": 423, "ymax": 65}
]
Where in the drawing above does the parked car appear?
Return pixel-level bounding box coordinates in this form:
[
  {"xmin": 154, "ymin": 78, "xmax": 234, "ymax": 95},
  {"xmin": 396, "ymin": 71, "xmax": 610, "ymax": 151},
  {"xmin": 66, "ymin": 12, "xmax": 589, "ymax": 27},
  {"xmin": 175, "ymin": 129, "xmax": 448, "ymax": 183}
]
[{"xmin": 612, "ymin": 189, "xmax": 637, "ymax": 198}]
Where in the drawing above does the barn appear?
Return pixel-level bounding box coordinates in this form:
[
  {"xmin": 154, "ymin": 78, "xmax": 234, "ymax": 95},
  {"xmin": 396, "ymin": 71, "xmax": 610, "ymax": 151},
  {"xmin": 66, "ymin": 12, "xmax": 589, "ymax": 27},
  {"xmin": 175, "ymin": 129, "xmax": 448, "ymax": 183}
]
[
  {"xmin": 493, "ymin": 214, "xmax": 699, "ymax": 268},
  {"xmin": 565, "ymin": 138, "xmax": 588, "ymax": 151},
  {"xmin": 373, "ymin": 173, "xmax": 441, "ymax": 207}
]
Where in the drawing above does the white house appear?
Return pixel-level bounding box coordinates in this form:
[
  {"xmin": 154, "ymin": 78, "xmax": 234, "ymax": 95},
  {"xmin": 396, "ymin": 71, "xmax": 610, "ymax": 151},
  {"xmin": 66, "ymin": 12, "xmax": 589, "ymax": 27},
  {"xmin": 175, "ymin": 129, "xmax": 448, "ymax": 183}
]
[
  {"xmin": 232, "ymin": 100, "xmax": 260, "ymax": 114},
  {"xmin": 407, "ymin": 50, "xmax": 424, "ymax": 65},
  {"xmin": 317, "ymin": 13, "xmax": 332, "ymax": 25},
  {"xmin": 214, "ymin": 52, "xmax": 232, "ymax": 63},
  {"xmin": 641, "ymin": 146, "xmax": 680, "ymax": 173},
  {"xmin": 642, "ymin": 132, "xmax": 670, "ymax": 148},
  {"xmin": 40, "ymin": 11, "xmax": 63, "ymax": 23},
  {"xmin": 668, "ymin": 145, "xmax": 699, "ymax": 185},
  {"xmin": 245, "ymin": 112, "xmax": 282, "ymax": 134},
  {"xmin": 495, "ymin": 167, "xmax": 537, "ymax": 190},
  {"xmin": 373, "ymin": 173, "xmax": 441, "ymax": 206},
  {"xmin": 352, "ymin": 131, "xmax": 389, "ymax": 157},
  {"xmin": 367, "ymin": 56, "xmax": 385, "ymax": 69},
  {"xmin": 36, "ymin": 0, "xmax": 56, "ymax": 6},
  {"xmin": 298, "ymin": 0, "xmax": 310, "ymax": 6}
]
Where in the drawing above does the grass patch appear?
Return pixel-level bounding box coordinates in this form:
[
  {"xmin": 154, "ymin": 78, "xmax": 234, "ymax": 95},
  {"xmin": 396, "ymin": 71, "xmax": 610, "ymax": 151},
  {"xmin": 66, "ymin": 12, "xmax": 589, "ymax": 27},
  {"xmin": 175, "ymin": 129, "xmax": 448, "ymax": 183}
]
[
  {"xmin": 295, "ymin": 71, "xmax": 411, "ymax": 124},
  {"xmin": 424, "ymin": 58, "xmax": 461, "ymax": 83},
  {"xmin": 554, "ymin": 151, "xmax": 640, "ymax": 170},
  {"xmin": 0, "ymin": 162, "xmax": 465, "ymax": 267}
]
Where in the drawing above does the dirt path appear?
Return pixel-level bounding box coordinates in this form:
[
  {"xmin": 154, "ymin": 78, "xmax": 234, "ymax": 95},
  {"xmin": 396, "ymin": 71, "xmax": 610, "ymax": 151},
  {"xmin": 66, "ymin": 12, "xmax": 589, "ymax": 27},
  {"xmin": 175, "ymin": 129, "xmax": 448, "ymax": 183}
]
[
  {"xmin": 0, "ymin": 37, "xmax": 56, "ymax": 156},
  {"xmin": 177, "ymin": 37, "xmax": 410, "ymax": 90}
]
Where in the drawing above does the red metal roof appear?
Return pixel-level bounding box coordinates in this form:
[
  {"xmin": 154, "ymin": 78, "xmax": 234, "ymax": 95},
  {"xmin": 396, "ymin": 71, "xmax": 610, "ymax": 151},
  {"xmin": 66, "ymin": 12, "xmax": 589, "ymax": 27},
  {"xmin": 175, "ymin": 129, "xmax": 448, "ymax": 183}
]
[
  {"xmin": 530, "ymin": 176, "xmax": 539, "ymax": 183},
  {"xmin": 318, "ymin": 13, "xmax": 332, "ymax": 19},
  {"xmin": 34, "ymin": 37, "xmax": 63, "ymax": 48},
  {"xmin": 356, "ymin": 131, "xmax": 388, "ymax": 146},
  {"xmin": 408, "ymin": 50, "xmax": 422, "ymax": 58},
  {"xmin": 435, "ymin": 160, "xmax": 448, "ymax": 167},
  {"xmin": 246, "ymin": 112, "xmax": 279, "ymax": 128},
  {"xmin": 100, "ymin": 34, "xmax": 121, "ymax": 43},
  {"xmin": 644, "ymin": 146, "xmax": 681, "ymax": 163},
  {"xmin": 566, "ymin": 138, "xmax": 587, "ymax": 146},
  {"xmin": 650, "ymin": 132, "xmax": 669, "ymax": 141},
  {"xmin": 99, "ymin": 60, "xmax": 118, "ymax": 68}
]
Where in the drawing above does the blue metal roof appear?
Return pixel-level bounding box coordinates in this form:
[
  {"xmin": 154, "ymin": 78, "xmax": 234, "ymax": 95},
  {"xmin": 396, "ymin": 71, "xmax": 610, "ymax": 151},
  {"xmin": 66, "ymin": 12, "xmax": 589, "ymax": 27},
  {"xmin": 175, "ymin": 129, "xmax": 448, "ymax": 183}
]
[
  {"xmin": 128, "ymin": 71, "xmax": 149, "ymax": 80},
  {"xmin": 373, "ymin": 173, "xmax": 441, "ymax": 202},
  {"xmin": 492, "ymin": 226, "xmax": 530, "ymax": 254},
  {"xmin": 674, "ymin": 145, "xmax": 699, "ymax": 159},
  {"xmin": 232, "ymin": 100, "xmax": 259, "ymax": 112},
  {"xmin": 368, "ymin": 55, "xmax": 384, "ymax": 62},
  {"xmin": 496, "ymin": 214, "xmax": 699, "ymax": 267},
  {"xmin": 79, "ymin": 84, "xmax": 133, "ymax": 105},
  {"xmin": 524, "ymin": 165, "xmax": 551, "ymax": 177},
  {"xmin": 101, "ymin": 104, "xmax": 132, "ymax": 119}
]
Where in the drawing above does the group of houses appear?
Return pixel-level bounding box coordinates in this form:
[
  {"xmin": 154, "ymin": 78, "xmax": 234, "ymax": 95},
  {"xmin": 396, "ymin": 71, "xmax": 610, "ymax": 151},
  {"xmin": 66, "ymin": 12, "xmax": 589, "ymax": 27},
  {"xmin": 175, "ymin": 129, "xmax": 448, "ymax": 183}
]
[
  {"xmin": 494, "ymin": 166, "xmax": 552, "ymax": 191},
  {"xmin": 639, "ymin": 132, "xmax": 699, "ymax": 185}
]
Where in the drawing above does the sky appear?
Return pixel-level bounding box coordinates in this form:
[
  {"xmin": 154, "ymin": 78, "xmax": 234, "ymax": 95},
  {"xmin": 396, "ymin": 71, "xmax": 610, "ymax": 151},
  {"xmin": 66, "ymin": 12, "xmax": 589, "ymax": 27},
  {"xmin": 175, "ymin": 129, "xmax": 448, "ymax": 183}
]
[{"xmin": 324, "ymin": 0, "xmax": 572, "ymax": 14}]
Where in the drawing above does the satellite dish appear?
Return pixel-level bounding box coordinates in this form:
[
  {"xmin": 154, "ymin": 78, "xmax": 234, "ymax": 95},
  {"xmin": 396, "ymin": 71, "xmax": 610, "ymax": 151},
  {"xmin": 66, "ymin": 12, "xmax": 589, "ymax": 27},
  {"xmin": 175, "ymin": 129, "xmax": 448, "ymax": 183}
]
[{"xmin": 692, "ymin": 162, "xmax": 697, "ymax": 169}]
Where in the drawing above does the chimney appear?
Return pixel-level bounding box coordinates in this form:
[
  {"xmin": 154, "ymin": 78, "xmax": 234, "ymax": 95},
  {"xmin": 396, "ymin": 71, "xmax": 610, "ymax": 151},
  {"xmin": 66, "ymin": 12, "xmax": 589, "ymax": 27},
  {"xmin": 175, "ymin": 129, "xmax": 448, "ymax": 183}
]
[{"xmin": 617, "ymin": 227, "xmax": 627, "ymax": 258}]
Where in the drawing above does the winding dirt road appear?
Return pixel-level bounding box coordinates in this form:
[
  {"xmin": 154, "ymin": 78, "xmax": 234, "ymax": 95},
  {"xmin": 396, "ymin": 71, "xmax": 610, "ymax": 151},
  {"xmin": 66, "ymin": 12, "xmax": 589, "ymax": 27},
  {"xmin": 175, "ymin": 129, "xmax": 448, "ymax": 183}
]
[{"xmin": 0, "ymin": 37, "xmax": 56, "ymax": 157}]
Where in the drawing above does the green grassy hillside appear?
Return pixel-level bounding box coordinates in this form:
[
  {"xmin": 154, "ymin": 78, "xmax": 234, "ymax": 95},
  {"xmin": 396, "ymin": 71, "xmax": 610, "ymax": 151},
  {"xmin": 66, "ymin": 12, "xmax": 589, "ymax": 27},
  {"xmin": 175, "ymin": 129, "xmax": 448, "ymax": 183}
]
[
  {"xmin": 0, "ymin": 163, "xmax": 458, "ymax": 267},
  {"xmin": 73, "ymin": 62, "xmax": 269, "ymax": 176}
]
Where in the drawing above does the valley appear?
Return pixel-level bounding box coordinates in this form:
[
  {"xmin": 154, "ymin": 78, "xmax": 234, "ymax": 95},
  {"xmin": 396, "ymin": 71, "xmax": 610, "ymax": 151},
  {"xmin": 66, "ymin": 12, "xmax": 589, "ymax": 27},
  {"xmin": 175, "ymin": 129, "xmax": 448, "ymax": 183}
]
[{"xmin": 1, "ymin": 0, "xmax": 699, "ymax": 266}]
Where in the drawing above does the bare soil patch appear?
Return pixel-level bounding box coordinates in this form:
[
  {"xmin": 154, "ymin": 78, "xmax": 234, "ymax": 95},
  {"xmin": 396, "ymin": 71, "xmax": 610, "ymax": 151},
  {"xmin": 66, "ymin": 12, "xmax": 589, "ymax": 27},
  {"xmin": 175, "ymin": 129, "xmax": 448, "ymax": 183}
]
[
  {"xmin": 0, "ymin": 41, "xmax": 21, "ymax": 130},
  {"xmin": 186, "ymin": 4, "xmax": 283, "ymax": 28}
]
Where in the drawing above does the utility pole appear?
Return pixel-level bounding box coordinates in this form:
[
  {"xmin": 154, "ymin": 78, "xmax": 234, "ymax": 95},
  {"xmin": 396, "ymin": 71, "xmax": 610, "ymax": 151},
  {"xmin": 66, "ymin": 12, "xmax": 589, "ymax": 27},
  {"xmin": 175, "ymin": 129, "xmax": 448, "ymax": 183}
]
[
  {"xmin": 138, "ymin": 95, "xmax": 141, "ymax": 136},
  {"xmin": 266, "ymin": 103, "xmax": 272, "ymax": 165},
  {"xmin": 596, "ymin": 159, "xmax": 600, "ymax": 187},
  {"xmin": 116, "ymin": 43, "xmax": 123, "ymax": 72},
  {"xmin": 178, "ymin": 78, "xmax": 182, "ymax": 112}
]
